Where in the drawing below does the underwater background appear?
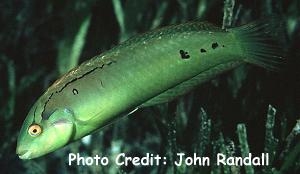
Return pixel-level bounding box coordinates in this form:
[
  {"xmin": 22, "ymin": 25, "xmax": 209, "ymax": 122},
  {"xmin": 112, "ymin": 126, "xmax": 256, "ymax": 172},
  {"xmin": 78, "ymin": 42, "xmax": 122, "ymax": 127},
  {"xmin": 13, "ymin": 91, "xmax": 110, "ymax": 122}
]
[{"xmin": 0, "ymin": 0, "xmax": 299, "ymax": 173}]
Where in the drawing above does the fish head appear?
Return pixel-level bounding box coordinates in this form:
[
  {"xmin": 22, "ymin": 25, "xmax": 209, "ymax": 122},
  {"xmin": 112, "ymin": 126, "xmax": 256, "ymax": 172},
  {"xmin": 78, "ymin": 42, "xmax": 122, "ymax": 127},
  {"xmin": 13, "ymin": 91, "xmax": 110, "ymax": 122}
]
[{"xmin": 16, "ymin": 96, "xmax": 75, "ymax": 160}]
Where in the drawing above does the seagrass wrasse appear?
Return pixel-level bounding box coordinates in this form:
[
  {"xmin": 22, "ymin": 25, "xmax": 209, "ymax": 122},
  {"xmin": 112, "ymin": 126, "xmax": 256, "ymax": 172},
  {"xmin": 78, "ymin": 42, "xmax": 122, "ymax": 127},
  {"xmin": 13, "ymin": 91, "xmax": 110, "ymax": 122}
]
[{"xmin": 16, "ymin": 17, "xmax": 284, "ymax": 159}]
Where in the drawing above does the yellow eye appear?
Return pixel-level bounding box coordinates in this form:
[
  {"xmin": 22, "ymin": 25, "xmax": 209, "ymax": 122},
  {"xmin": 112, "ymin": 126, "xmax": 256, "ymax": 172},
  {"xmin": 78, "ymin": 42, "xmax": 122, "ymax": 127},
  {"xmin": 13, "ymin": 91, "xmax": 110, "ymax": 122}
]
[{"xmin": 28, "ymin": 124, "xmax": 42, "ymax": 137}]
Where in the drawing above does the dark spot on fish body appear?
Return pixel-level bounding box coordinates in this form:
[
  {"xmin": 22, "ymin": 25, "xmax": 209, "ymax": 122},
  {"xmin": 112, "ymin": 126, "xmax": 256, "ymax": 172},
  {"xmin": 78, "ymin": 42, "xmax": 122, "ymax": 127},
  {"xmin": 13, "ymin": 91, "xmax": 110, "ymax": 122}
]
[
  {"xmin": 100, "ymin": 80, "xmax": 104, "ymax": 87},
  {"xmin": 200, "ymin": 48, "xmax": 207, "ymax": 53},
  {"xmin": 179, "ymin": 50, "xmax": 190, "ymax": 59},
  {"xmin": 107, "ymin": 61, "xmax": 113, "ymax": 65},
  {"xmin": 72, "ymin": 88, "xmax": 79, "ymax": 95},
  {"xmin": 212, "ymin": 42, "xmax": 219, "ymax": 49}
]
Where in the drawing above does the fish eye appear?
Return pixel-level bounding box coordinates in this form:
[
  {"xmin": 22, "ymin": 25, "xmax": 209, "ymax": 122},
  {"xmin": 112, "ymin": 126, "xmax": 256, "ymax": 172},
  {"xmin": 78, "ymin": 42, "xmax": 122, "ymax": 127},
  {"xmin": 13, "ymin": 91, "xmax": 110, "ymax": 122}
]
[{"xmin": 28, "ymin": 124, "xmax": 42, "ymax": 137}]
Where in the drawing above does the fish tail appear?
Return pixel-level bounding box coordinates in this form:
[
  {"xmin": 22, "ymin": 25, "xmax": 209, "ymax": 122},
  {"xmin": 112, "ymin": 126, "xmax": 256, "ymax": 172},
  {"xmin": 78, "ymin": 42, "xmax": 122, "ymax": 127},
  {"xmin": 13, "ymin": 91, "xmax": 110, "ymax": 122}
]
[{"xmin": 229, "ymin": 16, "xmax": 286, "ymax": 70}]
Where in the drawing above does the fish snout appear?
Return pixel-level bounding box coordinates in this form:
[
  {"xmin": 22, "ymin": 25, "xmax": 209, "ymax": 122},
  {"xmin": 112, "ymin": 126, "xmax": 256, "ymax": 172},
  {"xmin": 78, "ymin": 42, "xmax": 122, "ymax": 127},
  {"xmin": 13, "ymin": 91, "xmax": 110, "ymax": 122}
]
[{"xmin": 16, "ymin": 147, "xmax": 32, "ymax": 159}]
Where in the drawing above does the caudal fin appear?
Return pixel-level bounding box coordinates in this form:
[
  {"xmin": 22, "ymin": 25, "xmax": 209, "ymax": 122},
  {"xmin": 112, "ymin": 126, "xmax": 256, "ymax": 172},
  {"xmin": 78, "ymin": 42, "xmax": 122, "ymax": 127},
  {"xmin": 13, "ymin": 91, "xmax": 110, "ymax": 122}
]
[{"xmin": 229, "ymin": 16, "xmax": 285, "ymax": 70}]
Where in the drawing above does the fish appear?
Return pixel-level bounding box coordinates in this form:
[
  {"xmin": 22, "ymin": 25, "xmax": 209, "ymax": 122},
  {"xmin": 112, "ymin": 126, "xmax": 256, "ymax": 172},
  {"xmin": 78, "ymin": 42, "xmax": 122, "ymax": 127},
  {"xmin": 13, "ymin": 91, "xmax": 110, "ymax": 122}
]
[{"xmin": 16, "ymin": 17, "xmax": 284, "ymax": 159}]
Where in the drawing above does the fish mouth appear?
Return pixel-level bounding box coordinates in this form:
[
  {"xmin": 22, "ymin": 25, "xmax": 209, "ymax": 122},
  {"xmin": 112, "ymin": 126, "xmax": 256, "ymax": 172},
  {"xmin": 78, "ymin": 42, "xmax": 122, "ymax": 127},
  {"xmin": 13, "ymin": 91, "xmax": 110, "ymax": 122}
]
[{"xmin": 17, "ymin": 150, "xmax": 32, "ymax": 159}]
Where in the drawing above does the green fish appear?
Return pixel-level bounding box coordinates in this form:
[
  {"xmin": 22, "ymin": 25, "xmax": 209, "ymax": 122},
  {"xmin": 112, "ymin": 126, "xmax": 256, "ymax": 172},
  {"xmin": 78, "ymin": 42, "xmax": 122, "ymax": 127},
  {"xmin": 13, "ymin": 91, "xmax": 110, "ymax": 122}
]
[{"xmin": 16, "ymin": 18, "xmax": 283, "ymax": 159}]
